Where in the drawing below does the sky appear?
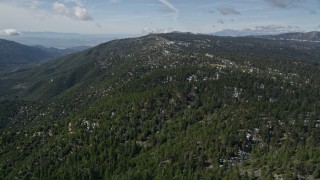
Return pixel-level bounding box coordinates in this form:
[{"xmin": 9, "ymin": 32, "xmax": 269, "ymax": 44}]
[{"xmin": 0, "ymin": 0, "xmax": 320, "ymax": 35}]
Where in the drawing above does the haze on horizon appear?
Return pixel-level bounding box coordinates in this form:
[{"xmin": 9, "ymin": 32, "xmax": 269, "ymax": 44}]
[{"xmin": 0, "ymin": 0, "xmax": 319, "ymax": 36}]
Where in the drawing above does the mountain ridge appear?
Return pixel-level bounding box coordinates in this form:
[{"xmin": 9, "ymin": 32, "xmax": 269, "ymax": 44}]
[
  {"xmin": 255, "ymin": 31, "xmax": 320, "ymax": 42},
  {"xmin": 211, "ymin": 30, "xmax": 320, "ymax": 41}
]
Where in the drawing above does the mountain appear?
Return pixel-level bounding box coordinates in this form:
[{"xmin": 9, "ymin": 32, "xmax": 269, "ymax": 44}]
[
  {"xmin": 256, "ymin": 31, "xmax": 320, "ymax": 42},
  {"xmin": 0, "ymin": 33, "xmax": 320, "ymax": 179},
  {"xmin": 0, "ymin": 39, "xmax": 90, "ymax": 74},
  {"xmin": 212, "ymin": 29, "xmax": 283, "ymax": 37},
  {"xmin": 212, "ymin": 29, "xmax": 257, "ymax": 37},
  {"xmin": 0, "ymin": 39, "xmax": 52, "ymax": 73},
  {"xmin": 212, "ymin": 30, "xmax": 320, "ymax": 41}
]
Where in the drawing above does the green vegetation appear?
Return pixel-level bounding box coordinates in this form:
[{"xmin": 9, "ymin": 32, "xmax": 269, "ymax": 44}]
[
  {"xmin": 0, "ymin": 39, "xmax": 53, "ymax": 74},
  {"xmin": 0, "ymin": 33, "xmax": 319, "ymax": 179},
  {"xmin": 0, "ymin": 39, "xmax": 89, "ymax": 74}
]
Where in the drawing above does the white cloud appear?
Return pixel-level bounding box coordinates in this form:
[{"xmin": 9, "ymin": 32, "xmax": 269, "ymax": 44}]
[
  {"xmin": 1, "ymin": 29, "xmax": 21, "ymax": 36},
  {"xmin": 53, "ymin": 2, "xmax": 70, "ymax": 15},
  {"xmin": 52, "ymin": 1, "xmax": 92, "ymax": 21},
  {"xmin": 73, "ymin": 6, "xmax": 92, "ymax": 21},
  {"xmin": 0, "ymin": 3, "xmax": 107, "ymax": 34},
  {"xmin": 158, "ymin": 0, "xmax": 179, "ymax": 20}
]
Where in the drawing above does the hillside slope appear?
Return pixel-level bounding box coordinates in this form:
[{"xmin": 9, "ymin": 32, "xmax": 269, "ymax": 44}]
[
  {"xmin": 0, "ymin": 33, "xmax": 319, "ymax": 179},
  {"xmin": 0, "ymin": 39, "xmax": 52, "ymax": 73},
  {"xmin": 0, "ymin": 39, "xmax": 90, "ymax": 74}
]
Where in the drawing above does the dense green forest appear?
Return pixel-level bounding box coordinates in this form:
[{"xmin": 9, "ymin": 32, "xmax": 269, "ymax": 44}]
[{"xmin": 0, "ymin": 33, "xmax": 320, "ymax": 179}]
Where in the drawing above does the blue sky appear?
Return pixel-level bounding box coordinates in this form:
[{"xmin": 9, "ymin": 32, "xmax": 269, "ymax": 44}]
[{"xmin": 0, "ymin": 0, "xmax": 319, "ymax": 35}]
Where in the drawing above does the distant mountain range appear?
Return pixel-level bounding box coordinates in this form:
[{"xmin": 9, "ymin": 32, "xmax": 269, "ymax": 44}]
[
  {"xmin": 212, "ymin": 30, "xmax": 320, "ymax": 42},
  {"xmin": 0, "ymin": 32, "xmax": 131, "ymax": 48},
  {"xmin": 212, "ymin": 29, "xmax": 259, "ymax": 37},
  {"xmin": 0, "ymin": 39, "xmax": 90, "ymax": 74},
  {"xmin": 255, "ymin": 31, "xmax": 320, "ymax": 42},
  {"xmin": 212, "ymin": 29, "xmax": 284, "ymax": 37}
]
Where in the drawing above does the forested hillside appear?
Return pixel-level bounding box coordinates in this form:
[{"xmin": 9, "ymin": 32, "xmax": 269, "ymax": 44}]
[
  {"xmin": 0, "ymin": 39, "xmax": 52, "ymax": 73},
  {"xmin": 0, "ymin": 39, "xmax": 90, "ymax": 74},
  {"xmin": 0, "ymin": 33, "xmax": 319, "ymax": 179}
]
